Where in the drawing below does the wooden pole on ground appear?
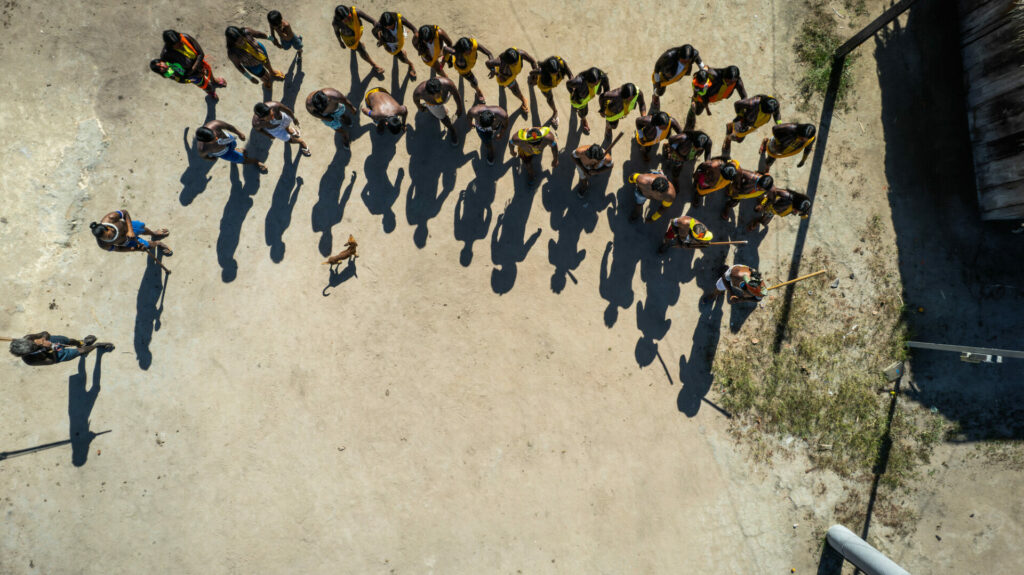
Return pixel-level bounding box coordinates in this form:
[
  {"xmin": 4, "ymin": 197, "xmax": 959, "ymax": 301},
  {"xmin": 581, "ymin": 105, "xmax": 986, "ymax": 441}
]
[
  {"xmin": 146, "ymin": 249, "xmax": 171, "ymax": 274},
  {"xmin": 766, "ymin": 269, "xmax": 827, "ymax": 291}
]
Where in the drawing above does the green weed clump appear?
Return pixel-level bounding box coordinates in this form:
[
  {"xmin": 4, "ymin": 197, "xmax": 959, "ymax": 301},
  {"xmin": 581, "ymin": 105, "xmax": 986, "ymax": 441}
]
[{"xmin": 794, "ymin": 4, "xmax": 857, "ymax": 106}]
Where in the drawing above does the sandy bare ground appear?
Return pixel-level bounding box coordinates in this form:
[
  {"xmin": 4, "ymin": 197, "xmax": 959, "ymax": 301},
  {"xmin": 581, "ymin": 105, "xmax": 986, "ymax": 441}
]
[{"xmin": 2, "ymin": 1, "xmax": 1022, "ymax": 573}]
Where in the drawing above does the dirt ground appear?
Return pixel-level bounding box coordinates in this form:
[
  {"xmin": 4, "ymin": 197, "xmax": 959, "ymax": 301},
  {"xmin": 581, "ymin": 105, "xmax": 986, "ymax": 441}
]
[{"xmin": 2, "ymin": 0, "xmax": 1022, "ymax": 573}]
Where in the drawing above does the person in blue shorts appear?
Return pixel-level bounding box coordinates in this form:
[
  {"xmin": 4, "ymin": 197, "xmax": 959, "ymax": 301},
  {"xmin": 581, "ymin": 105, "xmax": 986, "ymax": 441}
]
[
  {"xmin": 195, "ymin": 119, "xmax": 269, "ymax": 173},
  {"xmin": 9, "ymin": 331, "xmax": 114, "ymax": 366},
  {"xmin": 225, "ymin": 26, "xmax": 284, "ymax": 88},
  {"xmin": 268, "ymin": 10, "xmax": 303, "ymax": 60},
  {"xmin": 90, "ymin": 209, "xmax": 173, "ymax": 256},
  {"xmin": 306, "ymin": 88, "xmax": 356, "ymax": 148}
]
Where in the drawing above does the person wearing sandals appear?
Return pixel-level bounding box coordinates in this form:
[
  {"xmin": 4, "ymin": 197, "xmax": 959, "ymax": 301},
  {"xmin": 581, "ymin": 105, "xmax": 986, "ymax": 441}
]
[
  {"xmin": 195, "ymin": 120, "xmax": 269, "ymax": 173},
  {"xmin": 9, "ymin": 332, "xmax": 114, "ymax": 366},
  {"xmin": 90, "ymin": 209, "xmax": 173, "ymax": 257},
  {"xmin": 252, "ymin": 101, "xmax": 312, "ymax": 157}
]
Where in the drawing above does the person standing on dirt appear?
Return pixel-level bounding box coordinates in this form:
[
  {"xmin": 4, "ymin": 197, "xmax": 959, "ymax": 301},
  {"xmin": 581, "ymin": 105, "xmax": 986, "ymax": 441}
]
[
  {"xmin": 571, "ymin": 143, "xmax": 614, "ymax": 198},
  {"xmin": 658, "ymin": 215, "xmax": 713, "ymax": 253},
  {"xmin": 152, "ymin": 30, "xmax": 226, "ymax": 100},
  {"xmin": 634, "ymin": 111, "xmax": 682, "ymax": 162},
  {"xmin": 332, "ymin": 5, "xmax": 385, "ymax": 77},
  {"xmin": 413, "ymin": 77, "xmax": 465, "ymax": 145},
  {"xmin": 628, "ymin": 170, "xmax": 676, "ymax": 223},
  {"xmin": 721, "ymin": 170, "xmax": 772, "ymax": 221},
  {"xmin": 195, "ymin": 120, "xmax": 268, "ymax": 173},
  {"xmin": 651, "ymin": 44, "xmax": 705, "ymax": 110},
  {"xmin": 599, "ymin": 83, "xmax": 646, "ymax": 140},
  {"xmin": 267, "ymin": 10, "xmax": 303, "ymax": 61},
  {"xmin": 693, "ymin": 156, "xmax": 740, "ymax": 200},
  {"xmin": 9, "ymin": 331, "xmax": 114, "ymax": 366},
  {"xmin": 760, "ymin": 123, "xmax": 816, "ymax": 171},
  {"xmin": 485, "ymin": 47, "xmax": 538, "ymax": 115},
  {"xmin": 253, "ymin": 101, "xmax": 311, "ymax": 157},
  {"xmin": 663, "ymin": 130, "xmax": 712, "ymax": 186},
  {"xmin": 371, "ymin": 11, "xmax": 418, "ymax": 79},
  {"xmin": 528, "ymin": 55, "xmax": 573, "ymax": 129},
  {"xmin": 723, "ymin": 94, "xmax": 781, "ymax": 155},
  {"xmin": 746, "ymin": 187, "xmax": 812, "ymax": 231},
  {"xmin": 225, "ymin": 26, "xmax": 285, "ymax": 89},
  {"xmin": 306, "ymin": 88, "xmax": 357, "ymax": 148},
  {"xmin": 467, "ymin": 104, "xmax": 509, "ymax": 165},
  {"xmin": 702, "ymin": 264, "xmax": 764, "ymax": 304},
  {"xmin": 361, "ymin": 86, "xmax": 409, "ymax": 135},
  {"xmin": 90, "ymin": 209, "xmax": 173, "ymax": 257},
  {"xmin": 566, "ymin": 66, "xmax": 610, "ymax": 136},
  {"xmin": 411, "ymin": 24, "xmax": 455, "ymax": 78},
  {"xmin": 509, "ymin": 126, "xmax": 558, "ymax": 184},
  {"xmin": 450, "ymin": 36, "xmax": 494, "ymax": 105},
  {"xmin": 688, "ymin": 65, "xmax": 747, "ymax": 126}
]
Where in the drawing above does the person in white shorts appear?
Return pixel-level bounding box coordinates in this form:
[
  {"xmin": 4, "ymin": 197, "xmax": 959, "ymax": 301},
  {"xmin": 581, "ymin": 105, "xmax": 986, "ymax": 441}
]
[
  {"xmin": 570, "ymin": 143, "xmax": 613, "ymax": 198},
  {"xmin": 703, "ymin": 264, "xmax": 764, "ymax": 305},
  {"xmin": 412, "ymin": 77, "xmax": 465, "ymax": 145},
  {"xmin": 252, "ymin": 100, "xmax": 311, "ymax": 157}
]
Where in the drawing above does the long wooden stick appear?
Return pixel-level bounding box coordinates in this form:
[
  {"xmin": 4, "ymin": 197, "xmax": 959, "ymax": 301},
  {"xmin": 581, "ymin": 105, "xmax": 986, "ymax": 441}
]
[
  {"xmin": 604, "ymin": 132, "xmax": 625, "ymax": 153},
  {"xmin": 146, "ymin": 249, "xmax": 171, "ymax": 274},
  {"xmin": 706, "ymin": 240, "xmax": 747, "ymax": 246},
  {"xmin": 0, "ymin": 336, "xmax": 13, "ymax": 341},
  {"xmin": 766, "ymin": 269, "xmax": 827, "ymax": 291}
]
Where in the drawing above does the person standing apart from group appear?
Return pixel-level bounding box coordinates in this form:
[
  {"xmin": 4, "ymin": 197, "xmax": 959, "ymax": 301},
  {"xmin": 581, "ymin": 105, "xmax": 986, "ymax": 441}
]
[
  {"xmin": 9, "ymin": 332, "xmax": 114, "ymax": 366},
  {"xmin": 267, "ymin": 10, "xmax": 303, "ymax": 61}
]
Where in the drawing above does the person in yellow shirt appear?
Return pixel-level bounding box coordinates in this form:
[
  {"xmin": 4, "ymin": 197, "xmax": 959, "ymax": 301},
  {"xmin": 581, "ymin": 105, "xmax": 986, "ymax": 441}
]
[
  {"xmin": 486, "ymin": 47, "xmax": 538, "ymax": 115},
  {"xmin": 565, "ymin": 67, "xmax": 609, "ymax": 136},
  {"xmin": 332, "ymin": 5, "xmax": 385, "ymax": 77},
  {"xmin": 412, "ymin": 24, "xmax": 455, "ymax": 78},
  {"xmin": 759, "ymin": 123, "xmax": 816, "ymax": 172},
  {"xmin": 371, "ymin": 11, "xmax": 418, "ymax": 79},
  {"xmin": 450, "ymin": 36, "xmax": 494, "ymax": 104},
  {"xmin": 528, "ymin": 56, "xmax": 573, "ymax": 128}
]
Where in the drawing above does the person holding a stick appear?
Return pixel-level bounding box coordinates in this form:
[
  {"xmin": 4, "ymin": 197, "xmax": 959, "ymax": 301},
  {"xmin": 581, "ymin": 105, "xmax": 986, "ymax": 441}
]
[
  {"xmin": 467, "ymin": 104, "xmax": 509, "ymax": 165},
  {"xmin": 8, "ymin": 332, "xmax": 114, "ymax": 366},
  {"xmin": 90, "ymin": 210, "xmax": 172, "ymax": 258},
  {"xmin": 702, "ymin": 264, "xmax": 764, "ymax": 304},
  {"xmin": 658, "ymin": 215, "xmax": 713, "ymax": 253},
  {"xmin": 746, "ymin": 187, "xmax": 812, "ymax": 231},
  {"xmin": 570, "ymin": 135, "xmax": 619, "ymax": 198},
  {"xmin": 628, "ymin": 170, "xmax": 676, "ymax": 223}
]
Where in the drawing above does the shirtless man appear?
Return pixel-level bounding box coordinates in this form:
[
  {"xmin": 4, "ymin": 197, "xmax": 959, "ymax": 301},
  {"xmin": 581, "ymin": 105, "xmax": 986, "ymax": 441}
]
[
  {"xmin": 760, "ymin": 123, "xmax": 816, "ymax": 171},
  {"xmin": 692, "ymin": 157, "xmax": 740, "ymax": 203},
  {"xmin": 651, "ymin": 44, "xmax": 705, "ymax": 110},
  {"xmin": 412, "ymin": 24, "xmax": 455, "ymax": 78},
  {"xmin": 599, "ymin": 83, "xmax": 646, "ymax": 140},
  {"xmin": 152, "ymin": 30, "xmax": 226, "ymax": 100},
  {"xmin": 332, "ymin": 5, "xmax": 385, "ymax": 76},
  {"xmin": 658, "ymin": 215, "xmax": 713, "ymax": 253},
  {"xmin": 225, "ymin": 26, "xmax": 285, "ymax": 88},
  {"xmin": 361, "ymin": 86, "xmax": 409, "ymax": 135},
  {"xmin": 486, "ymin": 47, "xmax": 538, "ymax": 115},
  {"xmin": 688, "ymin": 65, "xmax": 747, "ymax": 128},
  {"xmin": 528, "ymin": 56, "xmax": 573, "ymax": 128},
  {"xmin": 90, "ymin": 209, "xmax": 172, "ymax": 257},
  {"xmin": 634, "ymin": 111, "xmax": 682, "ymax": 162},
  {"xmin": 723, "ymin": 94, "xmax": 781, "ymax": 156},
  {"xmin": 267, "ymin": 10, "xmax": 303, "ymax": 61},
  {"xmin": 747, "ymin": 187, "xmax": 812, "ymax": 231},
  {"xmin": 628, "ymin": 171, "xmax": 677, "ymax": 223},
  {"xmin": 467, "ymin": 104, "xmax": 509, "ymax": 164},
  {"xmin": 253, "ymin": 101, "xmax": 310, "ymax": 156},
  {"xmin": 570, "ymin": 143, "xmax": 614, "ymax": 198},
  {"xmin": 195, "ymin": 119, "xmax": 268, "ymax": 173},
  {"xmin": 306, "ymin": 88, "xmax": 357, "ymax": 148},
  {"xmin": 9, "ymin": 331, "xmax": 113, "ymax": 366},
  {"xmin": 413, "ymin": 77, "xmax": 465, "ymax": 144},
  {"xmin": 566, "ymin": 67, "xmax": 610, "ymax": 136},
  {"xmin": 702, "ymin": 264, "xmax": 765, "ymax": 304},
  {"xmin": 509, "ymin": 126, "xmax": 558, "ymax": 183},
  {"xmin": 721, "ymin": 170, "xmax": 773, "ymax": 221},
  {"xmin": 371, "ymin": 11, "xmax": 418, "ymax": 79},
  {"xmin": 450, "ymin": 36, "xmax": 494, "ymax": 104},
  {"xmin": 663, "ymin": 130, "xmax": 712, "ymax": 185}
]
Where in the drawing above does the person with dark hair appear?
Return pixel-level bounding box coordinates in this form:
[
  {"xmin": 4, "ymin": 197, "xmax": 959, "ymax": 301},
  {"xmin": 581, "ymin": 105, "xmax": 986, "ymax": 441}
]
[
  {"xmin": 306, "ymin": 88, "xmax": 357, "ymax": 148},
  {"xmin": 702, "ymin": 264, "xmax": 764, "ymax": 304},
  {"xmin": 659, "ymin": 215, "xmax": 713, "ymax": 253},
  {"xmin": 693, "ymin": 156, "xmax": 740, "ymax": 200},
  {"xmin": 152, "ymin": 30, "xmax": 226, "ymax": 100},
  {"xmin": 565, "ymin": 67, "xmax": 610, "ymax": 136},
  {"xmin": 599, "ymin": 83, "xmax": 646, "ymax": 140},
  {"xmin": 412, "ymin": 77, "xmax": 465, "ymax": 144},
  {"xmin": 688, "ymin": 65, "xmax": 747, "ymax": 124},
  {"xmin": 225, "ymin": 26, "xmax": 285, "ymax": 88},
  {"xmin": 721, "ymin": 169, "xmax": 773, "ymax": 221},
  {"xmin": 723, "ymin": 94, "xmax": 782, "ymax": 155},
  {"xmin": 195, "ymin": 119, "xmax": 268, "ymax": 173},
  {"xmin": 267, "ymin": 10, "xmax": 303, "ymax": 60},
  {"xmin": 371, "ymin": 11, "xmax": 418, "ymax": 79},
  {"xmin": 760, "ymin": 123, "xmax": 816, "ymax": 171},
  {"xmin": 509, "ymin": 126, "xmax": 558, "ymax": 183},
  {"xmin": 411, "ymin": 24, "xmax": 455, "ymax": 78},
  {"xmin": 332, "ymin": 5, "xmax": 385, "ymax": 76},
  {"xmin": 253, "ymin": 100, "xmax": 311, "ymax": 157},
  {"xmin": 361, "ymin": 86, "xmax": 409, "ymax": 135},
  {"xmin": 570, "ymin": 142, "xmax": 614, "ymax": 198},
  {"xmin": 485, "ymin": 47, "xmax": 538, "ymax": 115},
  {"xmin": 528, "ymin": 56, "xmax": 573, "ymax": 128},
  {"xmin": 90, "ymin": 209, "xmax": 172, "ymax": 257},
  {"xmin": 9, "ymin": 331, "xmax": 113, "ymax": 366},
  {"xmin": 663, "ymin": 130, "xmax": 712, "ymax": 185},
  {"xmin": 651, "ymin": 44, "xmax": 705, "ymax": 109},
  {"xmin": 747, "ymin": 187, "xmax": 812, "ymax": 231},
  {"xmin": 467, "ymin": 103, "xmax": 509, "ymax": 164},
  {"xmin": 634, "ymin": 111, "xmax": 682, "ymax": 162},
  {"xmin": 450, "ymin": 36, "xmax": 494, "ymax": 104},
  {"xmin": 628, "ymin": 170, "xmax": 677, "ymax": 222}
]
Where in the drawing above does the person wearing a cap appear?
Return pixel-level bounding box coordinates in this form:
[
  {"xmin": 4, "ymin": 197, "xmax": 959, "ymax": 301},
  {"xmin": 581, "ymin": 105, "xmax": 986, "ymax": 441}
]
[
  {"xmin": 659, "ymin": 215, "xmax": 713, "ymax": 253},
  {"xmin": 702, "ymin": 264, "xmax": 764, "ymax": 304},
  {"xmin": 746, "ymin": 187, "xmax": 812, "ymax": 231}
]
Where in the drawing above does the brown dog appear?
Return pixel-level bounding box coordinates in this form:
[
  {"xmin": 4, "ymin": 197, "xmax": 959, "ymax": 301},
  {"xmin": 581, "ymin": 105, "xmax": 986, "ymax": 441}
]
[{"xmin": 323, "ymin": 235, "xmax": 358, "ymax": 265}]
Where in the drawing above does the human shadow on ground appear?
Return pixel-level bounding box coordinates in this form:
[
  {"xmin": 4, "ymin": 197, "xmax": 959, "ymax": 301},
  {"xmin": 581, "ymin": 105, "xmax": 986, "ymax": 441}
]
[
  {"xmin": 217, "ymin": 135, "xmax": 267, "ymax": 282},
  {"xmin": 280, "ymin": 54, "xmax": 304, "ymax": 110},
  {"xmin": 634, "ymin": 239, "xmax": 694, "ymax": 367},
  {"xmin": 134, "ymin": 256, "xmax": 169, "ymax": 371},
  {"xmin": 347, "ymin": 50, "xmax": 376, "ymax": 105},
  {"xmin": 389, "ymin": 58, "xmax": 412, "ymax": 102},
  {"xmin": 405, "ymin": 110, "xmax": 473, "ymax": 248},
  {"xmin": 264, "ymin": 146, "xmax": 303, "ymax": 262},
  {"xmin": 323, "ymin": 258, "xmax": 358, "ymax": 297},
  {"xmin": 454, "ymin": 155, "xmax": 511, "ymax": 266},
  {"xmin": 677, "ymin": 251, "xmax": 728, "ymax": 417},
  {"xmin": 68, "ymin": 351, "xmax": 107, "ymax": 467},
  {"xmin": 816, "ymin": 543, "xmax": 845, "ymax": 575},
  {"xmin": 360, "ymin": 132, "xmax": 405, "ymax": 233},
  {"xmin": 0, "ymin": 430, "xmax": 111, "ymax": 463},
  {"xmin": 490, "ymin": 171, "xmax": 542, "ymax": 294},
  {"xmin": 178, "ymin": 99, "xmax": 218, "ymax": 206},
  {"xmin": 313, "ymin": 143, "xmax": 356, "ymax": 256}
]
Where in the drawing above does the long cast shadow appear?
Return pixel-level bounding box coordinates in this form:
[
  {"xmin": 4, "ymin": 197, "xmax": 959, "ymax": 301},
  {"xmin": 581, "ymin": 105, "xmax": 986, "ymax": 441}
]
[
  {"xmin": 280, "ymin": 54, "xmax": 304, "ymax": 110},
  {"xmin": 179, "ymin": 125, "xmax": 215, "ymax": 206},
  {"xmin": 360, "ymin": 133, "xmax": 404, "ymax": 233},
  {"xmin": 454, "ymin": 156, "xmax": 511, "ymax": 266},
  {"xmin": 217, "ymin": 151, "xmax": 265, "ymax": 282},
  {"xmin": 405, "ymin": 110, "xmax": 473, "ymax": 248},
  {"xmin": 312, "ymin": 140, "xmax": 356, "ymax": 256},
  {"xmin": 134, "ymin": 256, "xmax": 169, "ymax": 370},
  {"xmin": 323, "ymin": 259, "xmax": 358, "ymax": 297},
  {"xmin": 677, "ymin": 251, "xmax": 728, "ymax": 416},
  {"xmin": 490, "ymin": 173, "xmax": 542, "ymax": 294},
  {"xmin": 264, "ymin": 145, "xmax": 302, "ymax": 262},
  {"xmin": 69, "ymin": 352, "xmax": 106, "ymax": 467}
]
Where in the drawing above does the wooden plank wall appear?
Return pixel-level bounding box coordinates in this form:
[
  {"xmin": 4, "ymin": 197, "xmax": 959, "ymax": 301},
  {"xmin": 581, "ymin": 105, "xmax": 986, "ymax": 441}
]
[{"xmin": 958, "ymin": 0, "xmax": 1024, "ymax": 220}]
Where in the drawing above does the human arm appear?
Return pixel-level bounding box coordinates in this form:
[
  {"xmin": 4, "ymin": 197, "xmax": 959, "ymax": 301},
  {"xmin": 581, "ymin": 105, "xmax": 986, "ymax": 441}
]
[
  {"xmin": 229, "ymin": 53, "xmax": 260, "ymax": 84},
  {"xmin": 637, "ymin": 91, "xmax": 647, "ymax": 116},
  {"xmin": 24, "ymin": 331, "xmax": 50, "ymax": 341},
  {"xmin": 735, "ymin": 77, "xmax": 748, "ymax": 100},
  {"xmin": 477, "ymin": 42, "xmax": 494, "ymax": 59},
  {"xmin": 402, "ymin": 18, "xmax": 417, "ymax": 34},
  {"xmin": 278, "ymin": 104, "xmax": 299, "ymax": 125},
  {"xmin": 546, "ymin": 133, "xmax": 559, "ymax": 168},
  {"xmin": 798, "ymin": 142, "xmax": 813, "ymax": 167},
  {"xmin": 269, "ymin": 26, "xmax": 281, "ymax": 47},
  {"xmin": 670, "ymin": 117, "xmax": 683, "ymax": 135},
  {"xmin": 411, "ymin": 87, "xmax": 427, "ymax": 112},
  {"xmin": 772, "ymin": 100, "xmax": 782, "ymax": 123},
  {"xmin": 561, "ymin": 60, "xmax": 574, "ymax": 81},
  {"xmin": 243, "ymin": 27, "xmax": 269, "ymax": 40},
  {"xmin": 450, "ymin": 84, "xmax": 466, "ymax": 117},
  {"xmin": 357, "ymin": 9, "xmax": 379, "ymax": 28},
  {"xmin": 485, "ymin": 57, "xmax": 499, "ymax": 78},
  {"xmin": 598, "ymin": 72, "xmax": 610, "ymax": 94},
  {"xmin": 702, "ymin": 137, "xmax": 713, "ymax": 162},
  {"xmin": 519, "ymin": 49, "xmax": 538, "ymax": 70},
  {"xmin": 184, "ymin": 34, "xmax": 205, "ymax": 75},
  {"xmin": 117, "ymin": 210, "xmax": 135, "ymax": 239}
]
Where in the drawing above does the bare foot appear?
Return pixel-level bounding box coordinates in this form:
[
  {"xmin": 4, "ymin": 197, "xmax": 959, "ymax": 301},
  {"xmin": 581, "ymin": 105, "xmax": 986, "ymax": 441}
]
[
  {"xmin": 151, "ymin": 228, "xmax": 170, "ymax": 239},
  {"xmin": 373, "ymin": 66, "xmax": 385, "ymax": 77}
]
